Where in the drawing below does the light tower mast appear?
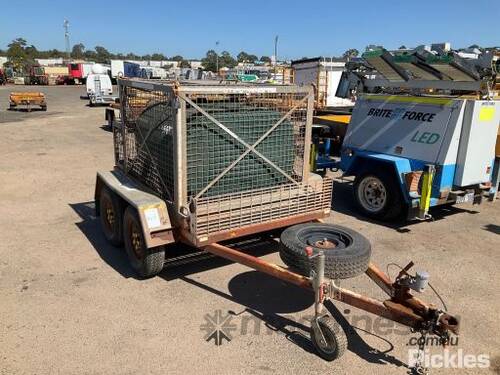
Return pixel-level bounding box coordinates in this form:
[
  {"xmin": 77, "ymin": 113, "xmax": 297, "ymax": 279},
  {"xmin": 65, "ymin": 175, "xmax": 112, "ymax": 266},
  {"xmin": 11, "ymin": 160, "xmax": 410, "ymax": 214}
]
[{"xmin": 64, "ymin": 20, "xmax": 70, "ymax": 60}]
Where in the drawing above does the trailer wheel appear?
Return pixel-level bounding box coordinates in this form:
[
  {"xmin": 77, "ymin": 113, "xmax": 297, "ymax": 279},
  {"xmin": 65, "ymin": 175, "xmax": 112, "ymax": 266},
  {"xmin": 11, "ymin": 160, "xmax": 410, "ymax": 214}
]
[
  {"xmin": 279, "ymin": 224, "xmax": 371, "ymax": 279},
  {"xmin": 123, "ymin": 207, "xmax": 165, "ymax": 278},
  {"xmin": 41, "ymin": 105, "xmax": 47, "ymax": 111},
  {"xmin": 311, "ymin": 316, "xmax": 348, "ymax": 361},
  {"xmin": 99, "ymin": 187, "xmax": 123, "ymax": 246},
  {"xmin": 353, "ymin": 171, "xmax": 405, "ymax": 220}
]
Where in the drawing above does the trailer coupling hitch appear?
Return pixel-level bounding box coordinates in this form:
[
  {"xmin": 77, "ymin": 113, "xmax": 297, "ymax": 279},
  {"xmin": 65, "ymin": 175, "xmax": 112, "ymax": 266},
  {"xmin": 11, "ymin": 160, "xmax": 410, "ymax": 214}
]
[
  {"xmin": 394, "ymin": 261, "xmax": 429, "ymax": 293},
  {"xmin": 393, "ymin": 261, "xmax": 460, "ymax": 337},
  {"xmin": 430, "ymin": 310, "xmax": 460, "ymax": 338}
]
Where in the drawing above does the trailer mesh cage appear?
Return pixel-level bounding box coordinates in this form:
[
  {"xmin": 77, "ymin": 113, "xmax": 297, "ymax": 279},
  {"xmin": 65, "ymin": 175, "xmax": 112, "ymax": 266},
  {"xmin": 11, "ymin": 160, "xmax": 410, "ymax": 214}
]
[{"xmin": 115, "ymin": 79, "xmax": 332, "ymax": 243}]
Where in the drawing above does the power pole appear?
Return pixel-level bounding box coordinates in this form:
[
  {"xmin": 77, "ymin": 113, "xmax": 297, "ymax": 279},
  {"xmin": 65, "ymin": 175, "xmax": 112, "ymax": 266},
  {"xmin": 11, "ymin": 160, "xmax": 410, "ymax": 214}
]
[
  {"xmin": 64, "ymin": 20, "xmax": 70, "ymax": 61},
  {"xmin": 274, "ymin": 35, "xmax": 279, "ymax": 79},
  {"xmin": 215, "ymin": 41, "xmax": 220, "ymax": 77}
]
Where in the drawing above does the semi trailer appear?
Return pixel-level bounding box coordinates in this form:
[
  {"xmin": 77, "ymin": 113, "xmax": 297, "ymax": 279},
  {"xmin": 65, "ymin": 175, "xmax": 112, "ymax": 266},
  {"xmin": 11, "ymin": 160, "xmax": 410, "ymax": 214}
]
[{"xmin": 68, "ymin": 63, "xmax": 94, "ymax": 84}]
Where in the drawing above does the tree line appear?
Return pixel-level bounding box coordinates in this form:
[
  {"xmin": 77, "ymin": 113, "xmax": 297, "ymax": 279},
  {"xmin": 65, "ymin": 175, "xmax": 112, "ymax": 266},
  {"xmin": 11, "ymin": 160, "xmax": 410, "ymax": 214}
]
[{"xmin": 1, "ymin": 37, "xmax": 273, "ymax": 73}]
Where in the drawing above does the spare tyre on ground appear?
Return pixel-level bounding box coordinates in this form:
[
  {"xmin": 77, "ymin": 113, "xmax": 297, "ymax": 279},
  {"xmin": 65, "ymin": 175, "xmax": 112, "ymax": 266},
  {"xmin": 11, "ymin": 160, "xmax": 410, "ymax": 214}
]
[{"xmin": 279, "ymin": 223, "xmax": 371, "ymax": 279}]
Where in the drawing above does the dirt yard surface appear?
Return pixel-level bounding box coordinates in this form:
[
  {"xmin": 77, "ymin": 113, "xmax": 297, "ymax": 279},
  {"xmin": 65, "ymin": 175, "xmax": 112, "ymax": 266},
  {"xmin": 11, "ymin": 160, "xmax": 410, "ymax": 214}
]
[{"xmin": 1, "ymin": 85, "xmax": 499, "ymax": 375}]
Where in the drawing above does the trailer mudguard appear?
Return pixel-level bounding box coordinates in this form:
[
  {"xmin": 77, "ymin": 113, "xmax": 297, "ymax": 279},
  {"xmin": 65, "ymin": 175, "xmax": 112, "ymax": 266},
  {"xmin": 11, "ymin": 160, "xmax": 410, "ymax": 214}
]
[
  {"xmin": 95, "ymin": 169, "xmax": 174, "ymax": 248},
  {"xmin": 342, "ymin": 151, "xmax": 413, "ymax": 202}
]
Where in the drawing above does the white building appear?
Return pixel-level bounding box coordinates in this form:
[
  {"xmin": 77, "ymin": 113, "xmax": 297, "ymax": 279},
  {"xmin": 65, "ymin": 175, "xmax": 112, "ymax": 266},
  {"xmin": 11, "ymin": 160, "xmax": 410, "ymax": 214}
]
[
  {"xmin": 35, "ymin": 58, "xmax": 64, "ymax": 66},
  {"xmin": 189, "ymin": 60, "xmax": 202, "ymax": 69}
]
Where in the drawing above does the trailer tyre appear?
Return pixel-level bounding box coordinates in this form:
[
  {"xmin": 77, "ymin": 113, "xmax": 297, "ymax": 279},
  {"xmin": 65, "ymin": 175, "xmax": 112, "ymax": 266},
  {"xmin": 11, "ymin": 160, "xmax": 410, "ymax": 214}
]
[
  {"xmin": 99, "ymin": 187, "xmax": 124, "ymax": 247},
  {"xmin": 353, "ymin": 171, "xmax": 405, "ymax": 220},
  {"xmin": 123, "ymin": 207, "xmax": 165, "ymax": 278},
  {"xmin": 311, "ymin": 316, "xmax": 348, "ymax": 361},
  {"xmin": 279, "ymin": 224, "xmax": 371, "ymax": 279}
]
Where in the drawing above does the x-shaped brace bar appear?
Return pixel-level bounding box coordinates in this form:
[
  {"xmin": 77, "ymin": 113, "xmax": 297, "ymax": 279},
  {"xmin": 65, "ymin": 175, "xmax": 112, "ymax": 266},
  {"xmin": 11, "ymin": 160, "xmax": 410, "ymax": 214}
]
[{"xmin": 178, "ymin": 93, "xmax": 309, "ymax": 199}]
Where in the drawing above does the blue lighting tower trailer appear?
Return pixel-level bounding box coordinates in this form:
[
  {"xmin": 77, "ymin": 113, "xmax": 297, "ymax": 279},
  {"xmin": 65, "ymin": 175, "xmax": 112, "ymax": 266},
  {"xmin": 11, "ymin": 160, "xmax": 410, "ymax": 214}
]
[{"xmin": 340, "ymin": 95, "xmax": 500, "ymax": 220}]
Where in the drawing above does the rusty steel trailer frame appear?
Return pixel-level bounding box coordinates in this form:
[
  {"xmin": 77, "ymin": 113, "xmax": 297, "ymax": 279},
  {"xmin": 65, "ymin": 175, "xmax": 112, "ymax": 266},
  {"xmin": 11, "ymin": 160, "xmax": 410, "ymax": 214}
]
[{"xmin": 203, "ymin": 241, "xmax": 459, "ymax": 337}]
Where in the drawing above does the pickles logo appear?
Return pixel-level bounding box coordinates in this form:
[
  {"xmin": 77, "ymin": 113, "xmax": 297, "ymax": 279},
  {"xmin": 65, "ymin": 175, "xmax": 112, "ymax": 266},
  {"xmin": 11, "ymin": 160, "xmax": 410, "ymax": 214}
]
[{"xmin": 367, "ymin": 107, "xmax": 436, "ymax": 123}]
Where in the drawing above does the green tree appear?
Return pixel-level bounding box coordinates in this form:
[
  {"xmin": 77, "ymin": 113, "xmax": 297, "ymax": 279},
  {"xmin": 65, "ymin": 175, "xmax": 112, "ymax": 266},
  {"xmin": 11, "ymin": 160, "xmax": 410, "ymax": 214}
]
[
  {"xmin": 237, "ymin": 51, "xmax": 257, "ymax": 63},
  {"xmin": 84, "ymin": 49, "xmax": 97, "ymax": 60},
  {"xmin": 71, "ymin": 43, "xmax": 85, "ymax": 59},
  {"xmin": 171, "ymin": 55, "xmax": 184, "ymax": 62},
  {"xmin": 260, "ymin": 56, "xmax": 271, "ymax": 63},
  {"xmin": 151, "ymin": 53, "xmax": 167, "ymax": 61},
  {"xmin": 219, "ymin": 51, "xmax": 236, "ymax": 68},
  {"xmin": 24, "ymin": 45, "xmax": 38, "ymax": 59},
  {"xmin": 180, "ymin": 60, "xmax": 191, "ymax": 68},
  {"xmin": 7, "ymin": 38, "xmax": 28, "ymax": 71},
  {"xmin": 95, "ymin": 46, "xmax": 111, "ymax": 63},
  {"xmin": 342, "ymin": 48, "xmax": 359, "ymax": 60},
  {"xmin": 48, "ymin": 49, "xmax": 63, "ymax": 58},
  {"xmin": 125, "ymin": 52, "xmax": 140, "ymax": 60},
  {"xmin": 201, "ymin": 50, "xmax": 218, "ymax": 72}
]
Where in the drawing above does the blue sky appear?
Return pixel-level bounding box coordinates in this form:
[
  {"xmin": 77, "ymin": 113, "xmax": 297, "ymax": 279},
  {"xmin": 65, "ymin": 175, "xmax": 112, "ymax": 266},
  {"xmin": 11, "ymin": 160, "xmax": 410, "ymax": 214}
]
[{"xmin": 1, "ymin": 0, "xmax": 499, "ymax": 59}]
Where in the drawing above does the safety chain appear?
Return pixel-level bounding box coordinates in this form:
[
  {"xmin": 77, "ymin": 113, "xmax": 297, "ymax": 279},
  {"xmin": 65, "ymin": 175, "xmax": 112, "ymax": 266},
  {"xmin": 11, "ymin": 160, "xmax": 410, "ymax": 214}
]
[{"xmin": 412, "ymin": 330, "xmax": 429, "ymax": 375}]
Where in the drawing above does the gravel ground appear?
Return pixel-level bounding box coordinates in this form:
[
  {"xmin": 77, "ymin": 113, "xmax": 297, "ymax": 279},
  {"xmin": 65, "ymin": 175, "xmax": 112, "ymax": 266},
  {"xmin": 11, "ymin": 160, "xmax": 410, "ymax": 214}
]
[{"xmin": 0, "ymin": 85, "xmax": 499, "ymax": 375}]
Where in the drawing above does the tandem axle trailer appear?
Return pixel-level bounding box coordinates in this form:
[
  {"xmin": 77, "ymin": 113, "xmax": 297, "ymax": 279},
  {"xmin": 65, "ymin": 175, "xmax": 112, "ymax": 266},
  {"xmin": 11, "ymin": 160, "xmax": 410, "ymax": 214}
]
[{"xmin": 93, "ymin": 79, "xmax": 459, "ymax": 371}]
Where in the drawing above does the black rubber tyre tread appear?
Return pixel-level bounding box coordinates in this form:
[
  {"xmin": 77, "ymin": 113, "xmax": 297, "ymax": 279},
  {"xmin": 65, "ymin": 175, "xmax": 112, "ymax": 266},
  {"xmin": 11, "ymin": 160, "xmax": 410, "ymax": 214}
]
[
  {"xmin": 353, "ymin": 170, "xmax": 406, "ymax": 221},
  {"xmin": 99, "ymin": 186, "xmax": 124, "ymax": 247},
  {"xmin": 311, "ymin": 316, "xmax": 348, "ymax": 361},
  {"xmin": 279, "ymin": 223, "xmax": 371, "ymax": 279},
  {"xmin": 123, "ymin": 206, "xmax": 165, "ymax": 278}
]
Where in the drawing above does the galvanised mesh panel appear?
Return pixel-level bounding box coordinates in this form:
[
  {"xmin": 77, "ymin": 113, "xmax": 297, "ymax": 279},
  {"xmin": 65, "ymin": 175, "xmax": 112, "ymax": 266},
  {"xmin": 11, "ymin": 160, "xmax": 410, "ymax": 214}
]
[
  {"xmin": 120, "ymin": 84, "xmax": 176, "ymax": 201},
  {"xmin": 185, "ymin": 92, "xmax": 307, "ymax": 199},
  {"xmin": 117, "ymin": 80, "xmax": 312, "ymax": 216}
]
